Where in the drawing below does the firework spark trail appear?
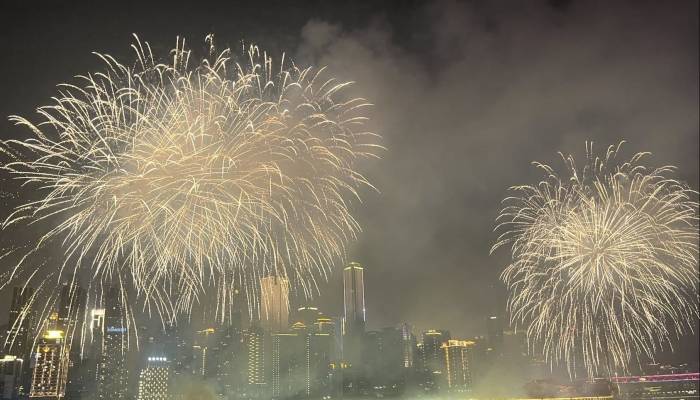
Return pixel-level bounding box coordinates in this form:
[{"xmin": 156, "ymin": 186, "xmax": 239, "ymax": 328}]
[
  {"xmin": 0, "ymin": 34, "xmax": 381, "ymax": 343},
  {"xmin": 492, "ymin": 142, "xmax": 699, "ymax": 378}
]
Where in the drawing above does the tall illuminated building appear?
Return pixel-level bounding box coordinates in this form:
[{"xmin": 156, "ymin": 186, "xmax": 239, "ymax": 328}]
[
  {"xmin": 5, "ymin": 287, "xmax": 34, "ymax": 358},
  {"xmin": 342, "ymin": 263, "xmax": 365, "ymax": 334},
  {"xmin": 260, "ymin": 276, "xmax": 290, "ymax": 333},
  {"xmin": 29, "ymin": 330, "xmax": 69, "ymax": 400},
  {"xmin": 137, "ymin": 357, "xmax": 170, "ymax": 400},
  {"xmin": 245, "ymin": 325, "xmax": 266, "ymax": 388},
  {"xmin": 0, "ymin": 355, "xmax": 24, "ymax": 399},
  {"xmin": 192, "ymin": 328, "xmax": 215, "ymax": 377},
  {"xmin": 89, "ymin": 308, "xmax": 105, "ymax": 356},
  {"xmin": 89, "ymin": 309, "xmax": 105, "ymax": 358},
  {"xmin": 398, "ymin": 323, "xmax": 416, "ymax": 369},
  {"xmin": 442, "ymin": 340, "xmax": 475, "ymax": 392},
  {"xmin": 96, "ymin": 287, "xmax": 127, "ymax": 400},
  {"xmin": 305, "ymin": 332, "xmax": 333, "ymax": 398},
  {"xmin": 85, "ymin": 308, "xmax": 104, "ymax": 393},
  {"xmin": 342, "ymin": 262, "xmax": 366, "ymax": 394},
  {"xmin": 271, "ymin": 332, "xmax": 303, "ymax": 398},
  {"xmin": 56, "ymin": 284, "xmax": 87, "ymax": 399},
  {"xmin": 422, "ymin": 330, "xmax": 450, "ymax": 375},
  {"xmin": 288, "ymin": 307, "xmax": 336, "ymax": 397}
]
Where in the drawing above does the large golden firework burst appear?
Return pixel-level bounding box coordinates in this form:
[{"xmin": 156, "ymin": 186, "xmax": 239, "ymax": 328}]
[{"xmin": 0, "ymin": 35, "xmax": 381, "ymax": 333}]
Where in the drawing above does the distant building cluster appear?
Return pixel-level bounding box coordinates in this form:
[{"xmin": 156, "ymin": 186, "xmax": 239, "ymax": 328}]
[{"xmin": 1, "ymin": 263, "xmax": 698, "ymax": 400}]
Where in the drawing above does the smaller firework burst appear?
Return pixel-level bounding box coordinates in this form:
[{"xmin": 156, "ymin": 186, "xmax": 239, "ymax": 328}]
[{"xmin": 492, "ymin": 142, "xmax": 699, "ymax": 377}]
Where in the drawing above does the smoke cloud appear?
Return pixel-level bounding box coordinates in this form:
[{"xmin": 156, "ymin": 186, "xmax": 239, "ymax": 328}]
[{"xmin": 299, "ymin": 0, "xmax": 699, "ymax": 340}]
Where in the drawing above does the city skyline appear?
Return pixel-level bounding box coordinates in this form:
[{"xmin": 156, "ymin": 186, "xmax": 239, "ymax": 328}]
[
  {"xmin": 0, "ymin": 0, "xmax": 698, "ymax": 398},
  {"xmin": 1, "ymin": 260, "xmax": 697, "ymax": 399}
]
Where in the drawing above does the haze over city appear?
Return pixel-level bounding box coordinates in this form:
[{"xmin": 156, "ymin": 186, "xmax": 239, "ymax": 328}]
[{"xmin": 0, "ymin": 1, "xmax": 698, "ymax": 399}]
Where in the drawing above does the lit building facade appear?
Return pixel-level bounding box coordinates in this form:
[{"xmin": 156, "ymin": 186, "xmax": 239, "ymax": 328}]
[
  {"xmin": 342, "ymin": 263, "xmax": 365, "ymax": 335},
  {"xmin": 398, "ymin": 323, "xmax": 415, "ymax": 369},
  {"xmin": 0, "ymin": 355, "xmax": 24, "ymax": 400},
  {"xmin": 85, "ymin": 309, "xmax": 104, "ymax": 394},
  {"xmin": 305, "ymin": 333, "xmax": 333, "ymax": 398},
  {"xmin": 56, "ymin": 284, "xmax": 87, "ymax": 399},
  {"xmin": 422, "ymin": 329, "xmax": 450, "ymax": 375},
  {"xmin": 271, "ymin": 333, "xmax": 304, "ymax": 399},
  {"xmin": 442, "ymin": 340, "xmax": 475, "ymax": 392},
  {"xmin": 342, "ymin": 262, "xmax": 366, "ymax": 390},
  {"xmin": 29, "ymin": 330, "xmax": 69, "ymax": 400},
  {"xmin": 96, "ymin": 287, "xmax": 127, "ymax": 400},
  {"xmin": 192, "ymin": 328, "xmax": 215, "ymax": 377},
  {"xmin": 260, "ymin": 276, "xmax": 290, "ymax": 333},
  {"xmin": 137, "ymin": 357, "xmax": 171, "ymax": 400},
  {"xmin": 246, "ymin": 325, "xmax": 266, "ymax": 388}
]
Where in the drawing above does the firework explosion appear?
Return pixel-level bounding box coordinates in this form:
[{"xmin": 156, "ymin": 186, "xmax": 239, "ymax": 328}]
[
  {"xmin": 492, "ymin": 142, "xmax": 699, "ymax": 377},
  {"xmin": 0, "ymin": 35, "xmax": 381, "ymax": 339}
]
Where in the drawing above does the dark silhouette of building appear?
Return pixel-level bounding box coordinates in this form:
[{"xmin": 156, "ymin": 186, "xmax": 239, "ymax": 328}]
[
  {"xmin": 0, "ymin": 355, "xmax": 24, "ymax": 399},
  {"xmin": 3, "ymin": 286, "xmax": 34, "ymax": 397},
  {"xmin": 4, "ymin": 287, "xmax": 34, "ymax": 359}
]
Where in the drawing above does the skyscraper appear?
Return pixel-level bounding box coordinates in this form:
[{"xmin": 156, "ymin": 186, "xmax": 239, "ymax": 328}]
[
  {"xmin": 0, "ymin": 355, "xmax": 23, "ymax": 400},
  {"xmin": 260, "ymin": 276, "xmax": 290, "ymax": 333},
  {"xmin": 421, "ymin": 330, "xmax": 450, "ymax": 375},
  {"xmin": 137, "ymin": 357, "xmax": 170, "ymax": 400},
  {"xmin": 342, "ymin": 263, "xmax": 365, "ymax": 335},
  {"xmin": 29, "ymin": 330, "xmax": 69, "ymax": 400},
  {"xmin": 305, "ymin": 332, "xmax": 333, "ymax": 398},
  {"xmin": 56, "ymin": 284, "xmax": 86, "ymax": 335},
  {"xmin": 271, "ymin": 332, "xmax": 303, "ymax": 399},
  {"xmin": 362, "ymin": 328, "xmax": 404, "ymax": 393},
  {"xmin": 442, "ymin": 340, "xmax": 475, "ymax": 392},
  {"xmin": 398, "ymin": 323, "xmax": 416, "ymax": 369},
  {"xmin": 192, "ymin": 328, "xmax": 215, "ymax": 377},
  {"xmin": 56, "ymin": 284, "xmax": 87, "ymax": 399},
  {"xmin": 96, "ymin": 287, "xmax": 127, "ymax": 400},
  {"xmin": 245, "ymin": 325, "xmax": 266, "ymax": 388},
  {"xmin": 85, "ymin": 309, "xmax": 104, "ymax": 394},
  {"xmin": 90, "ymin": 309, "xmax": 105, "ymax": 335},
  {"xmin": 214, "ymin": 323, "xmax": 246, "ymax": 398},
  {"xmin": 5, "ymin": 287, "xmax": 34, "ymax": 358}
]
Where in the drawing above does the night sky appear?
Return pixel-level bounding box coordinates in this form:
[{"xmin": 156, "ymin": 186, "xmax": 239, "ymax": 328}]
[{"xmin": 0, "ymin": 0, "xmax": 698, "ymax": 354}]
